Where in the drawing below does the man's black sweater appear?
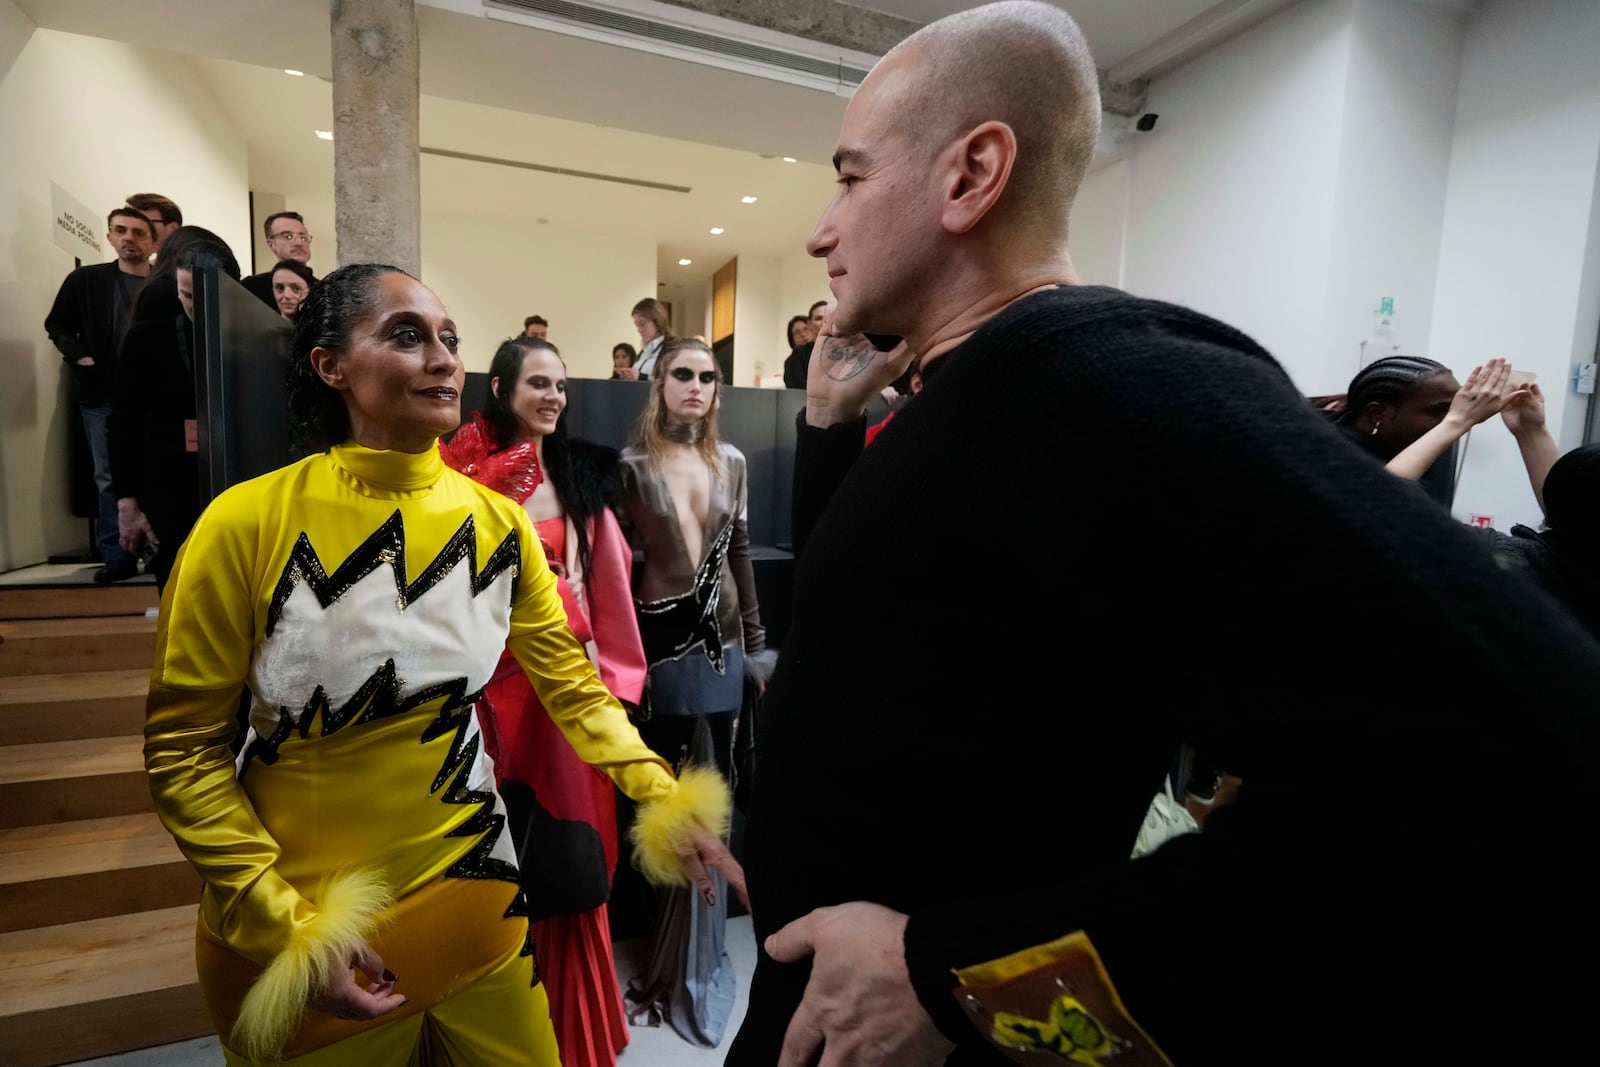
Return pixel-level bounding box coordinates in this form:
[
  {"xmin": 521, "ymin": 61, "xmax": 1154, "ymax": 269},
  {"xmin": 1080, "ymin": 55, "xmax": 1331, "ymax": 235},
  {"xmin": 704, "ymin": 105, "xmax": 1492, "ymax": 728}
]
[{"xmin": 730, "ymin": 286, "xmax": 1600, "ymax": 1064}]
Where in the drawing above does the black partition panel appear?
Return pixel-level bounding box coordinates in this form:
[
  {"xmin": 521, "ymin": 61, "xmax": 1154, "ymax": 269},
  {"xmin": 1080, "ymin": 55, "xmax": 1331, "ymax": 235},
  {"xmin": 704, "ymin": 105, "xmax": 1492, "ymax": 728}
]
[
  {"xmin": 194, "ymin": 268, "xmax": 294, "ymax": 504},
  {"xmin": 463, "ymin": 375, "xmax": 801, "ymax": 548}
]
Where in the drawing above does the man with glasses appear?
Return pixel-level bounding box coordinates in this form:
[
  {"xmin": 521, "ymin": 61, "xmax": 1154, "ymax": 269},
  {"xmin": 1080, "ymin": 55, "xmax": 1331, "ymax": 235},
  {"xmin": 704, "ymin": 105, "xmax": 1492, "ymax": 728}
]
[
  {"xmin": 44, "ymin": 207, "xmax": 156, "ymax": 583},
  {"xmin": 242, "ymin": 211, "xmax": 318, "ymax": 309},
  {"xmin": 125, "ymin": 192, "xmax": 182, "ymax": 249}
]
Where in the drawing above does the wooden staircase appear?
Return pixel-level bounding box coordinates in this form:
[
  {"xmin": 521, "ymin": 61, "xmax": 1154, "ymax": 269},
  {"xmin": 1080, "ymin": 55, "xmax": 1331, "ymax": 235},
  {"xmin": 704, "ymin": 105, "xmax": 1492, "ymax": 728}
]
[{"xmin": 0, "ymin": 583, "xmax": 210, "ymax": 1066}]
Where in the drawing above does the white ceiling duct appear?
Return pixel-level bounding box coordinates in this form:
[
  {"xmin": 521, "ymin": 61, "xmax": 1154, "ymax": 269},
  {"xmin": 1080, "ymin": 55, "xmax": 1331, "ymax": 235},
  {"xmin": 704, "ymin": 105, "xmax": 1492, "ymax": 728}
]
[{"xmin": 481, "ymin": 0, "xmax": 877, "ymax": 96}]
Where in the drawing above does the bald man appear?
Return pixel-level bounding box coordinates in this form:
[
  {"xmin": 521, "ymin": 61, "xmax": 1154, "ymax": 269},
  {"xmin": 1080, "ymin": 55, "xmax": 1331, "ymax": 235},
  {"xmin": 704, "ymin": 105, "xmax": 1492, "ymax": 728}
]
[{"xmin": 729, "ymin": 4, "xmax": 1600, "ymax": 1065}]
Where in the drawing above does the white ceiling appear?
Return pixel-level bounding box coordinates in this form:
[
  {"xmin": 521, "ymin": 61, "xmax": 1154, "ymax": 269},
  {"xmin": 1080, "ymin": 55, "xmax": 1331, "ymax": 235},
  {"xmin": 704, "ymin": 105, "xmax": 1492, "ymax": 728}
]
[{"xmin": 13, "ymin": 0, "xmax": 1290, "ymax": 281}]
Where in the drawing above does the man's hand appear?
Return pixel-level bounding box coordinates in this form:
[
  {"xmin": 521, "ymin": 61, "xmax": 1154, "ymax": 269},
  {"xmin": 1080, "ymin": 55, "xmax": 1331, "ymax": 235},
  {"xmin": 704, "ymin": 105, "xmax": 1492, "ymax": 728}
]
[
  {"xmin": 116, "ymin": 497, "xmax": 156, "ymax": 556},
  {"xmin": 308, "ymin": 939, "xmax": 406, "ymax": 1021},
  {"xmin": 615, "ymin": 367, "xmax": 640, "ymax": 381},
  {"xmin": 806, "ymin": 305, "xmax": 914, "ymax": 428},
  {"xmin": 768, "ymin": 902, "xmax": 957, "ymax": 1067},
  {"xmin": 679, "ymin": 823, "xmax": 750, "ymax": 911}
]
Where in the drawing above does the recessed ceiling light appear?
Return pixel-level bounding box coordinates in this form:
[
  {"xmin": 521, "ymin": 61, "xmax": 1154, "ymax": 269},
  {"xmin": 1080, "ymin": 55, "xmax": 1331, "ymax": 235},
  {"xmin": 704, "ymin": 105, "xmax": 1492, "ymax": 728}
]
[
  {"xmin": 741, "ymin": 196, "xmax": 757, "ymax": 204},
  {"xmin": 284, "ymin": 69, "xmax": 305, "ymax": 77},
  {"xmin": 315, "ymin": 129, "xmax": 333, "ymax": 141},
  {"xmin": 678, "ymin": 258, "xmax": 693, "ymax": 266},
  {"xmin": 709, "ymin": 227, "xmax": 725, "ymax": 235},
  {"xmin": 782, "ymin": 157, "xmax": 797, "ymax": 163}
]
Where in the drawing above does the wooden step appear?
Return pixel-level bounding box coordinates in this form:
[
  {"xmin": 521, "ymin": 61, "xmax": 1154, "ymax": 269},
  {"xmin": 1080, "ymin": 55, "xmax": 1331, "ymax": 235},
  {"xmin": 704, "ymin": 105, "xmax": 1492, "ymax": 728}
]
[
  {"xmin": 0, "ymin": 669, "xmax": 148, "ymax": 745},
  {"xmin": 0, "ymin": 737, "xmax": 149, "ymax": 829},
  {"xmin": 0, "ymin": 616, "xmax": 157, "ymax": 678},
  {"xmin": 0, "ymin": 814, "xmax": 197, "ymax": 935},
  {"xmin": 0, "ymin": 584, "xmax": 158, "ymax": 621},
  {"xmin": 0, "ymin": 905, "xmax": 209, "ymax": 1067}
]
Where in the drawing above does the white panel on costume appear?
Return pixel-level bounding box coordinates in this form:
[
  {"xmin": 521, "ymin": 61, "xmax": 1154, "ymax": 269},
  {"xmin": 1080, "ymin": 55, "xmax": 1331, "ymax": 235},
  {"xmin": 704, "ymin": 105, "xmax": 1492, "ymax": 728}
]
[{"xmin": 248, "ymin": 549, "xmax": 516, "ymax": 737}]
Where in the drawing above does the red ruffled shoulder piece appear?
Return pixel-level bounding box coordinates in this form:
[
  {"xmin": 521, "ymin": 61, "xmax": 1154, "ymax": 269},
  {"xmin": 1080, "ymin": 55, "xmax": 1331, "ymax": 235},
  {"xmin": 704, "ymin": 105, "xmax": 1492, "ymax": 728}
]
[{"xmin": 439, "ymin": 414, "xmax": 543, "ymax": 504}]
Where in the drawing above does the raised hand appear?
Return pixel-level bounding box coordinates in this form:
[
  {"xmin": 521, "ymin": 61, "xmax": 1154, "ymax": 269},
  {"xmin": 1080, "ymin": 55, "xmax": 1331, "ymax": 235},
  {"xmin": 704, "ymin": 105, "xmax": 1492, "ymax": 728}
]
[
  {"xmin": 1445, "ymin": 359, "xmax": 1518, "ymax": 429},
  {"xmin": 1501, "ymin": 381, "xmax": 1546, "ymax": 439},
  {"xmin": 806, "ymin": 305, "xmax": 915, "ymax": 427}
]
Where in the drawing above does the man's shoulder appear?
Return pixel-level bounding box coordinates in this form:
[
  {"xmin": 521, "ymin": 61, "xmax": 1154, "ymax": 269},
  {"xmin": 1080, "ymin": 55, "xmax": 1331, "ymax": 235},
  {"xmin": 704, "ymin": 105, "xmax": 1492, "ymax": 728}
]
[
  {"xmin": 977, "ymin": 284, "xmax": 1285, "ymax": 387},
  {"xmin": 64, "ymin": 261, "xmax": 121, "ymax": 285}
]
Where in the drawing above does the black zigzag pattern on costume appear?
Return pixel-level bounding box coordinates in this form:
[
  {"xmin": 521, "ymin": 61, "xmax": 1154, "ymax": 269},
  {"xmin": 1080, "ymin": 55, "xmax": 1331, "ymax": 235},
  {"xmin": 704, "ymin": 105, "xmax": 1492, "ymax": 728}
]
[
  {"xmin": 264, "ymin": 509, "xmax": 522, "ymax": 638},
  {"xmin": 243, "ymin": 663, "xmax": 485, "ymax": 766},
  {"xmin": 433, "ymin": 729, "xmax": 520, "ymax": 885}
]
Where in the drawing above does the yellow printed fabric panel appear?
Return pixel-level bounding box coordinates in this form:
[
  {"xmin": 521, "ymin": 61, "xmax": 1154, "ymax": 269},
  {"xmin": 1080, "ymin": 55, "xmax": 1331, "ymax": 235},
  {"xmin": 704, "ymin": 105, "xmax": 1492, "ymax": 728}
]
[{"xmin": 952, "ymin": 931, "xmax": 1173, "ymax": 1067}]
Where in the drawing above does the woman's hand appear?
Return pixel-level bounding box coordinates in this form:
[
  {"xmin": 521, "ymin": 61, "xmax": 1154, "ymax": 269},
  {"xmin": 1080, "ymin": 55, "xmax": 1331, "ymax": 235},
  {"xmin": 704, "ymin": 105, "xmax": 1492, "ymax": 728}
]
[
  {"xmin": 308, "ymin": 939, "xmax": 407, "ymax": 1021},
  {"xmin": 678, "ymin": 823, "xmax": 750, "ymax": 912},
  {"xmin": 1501, "ymin": 381, "xmax": 1547, "ymax": 438},
  {"xmin": 117, "ymin": 497, "xmax": 156, "ymax": 556},
  {"xmin": 615, "ymin": 367, "xmax": 640, "ymax": 381},
  {"xmin": 1444, "ymin": 359, "xmax": 1519, "ymax": 429}
]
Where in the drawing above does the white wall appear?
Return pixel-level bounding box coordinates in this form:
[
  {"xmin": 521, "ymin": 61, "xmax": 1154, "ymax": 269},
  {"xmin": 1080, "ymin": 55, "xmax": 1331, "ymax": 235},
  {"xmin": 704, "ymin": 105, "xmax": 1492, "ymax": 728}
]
[
  {"xmin": 1069, "ymin": 158, "xmax": 1128, "ymax": 288},
  {"xmin": 731, "ymin": 253, "xmax": 781, "ymax": 388},
  {"xmin": 1428, "ymin": 0, "xmax": 1600, "ymax": 528},
  {"xmin": 1121, "ymin": 0, "xmax": 1353, "ymax": 386},
  {"xmin": 0, "ymin": 17, "xmax": 250, "ymax": 571},
  {"xmin": 1319, "ymin": 0, "xmax": 1463, "ymax": 389},
  {"xmin": 419, "ymin": 213, "xmax": 656, "ymax": 381}
]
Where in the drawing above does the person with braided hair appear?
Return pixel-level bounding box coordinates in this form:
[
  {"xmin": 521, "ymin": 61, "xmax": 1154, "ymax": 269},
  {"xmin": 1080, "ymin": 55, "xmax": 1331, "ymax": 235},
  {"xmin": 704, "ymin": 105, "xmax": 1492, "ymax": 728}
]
[{"xmin": 1330, "ymin": 355, "xmax": 1469, "ymax": 503}]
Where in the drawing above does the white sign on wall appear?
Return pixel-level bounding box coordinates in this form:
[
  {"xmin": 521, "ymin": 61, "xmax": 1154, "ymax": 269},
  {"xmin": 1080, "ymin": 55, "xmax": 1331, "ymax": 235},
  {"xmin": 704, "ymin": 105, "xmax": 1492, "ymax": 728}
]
[{"xmin": 51, "ymin": 182, "xmax": 103, "ymax": 262}]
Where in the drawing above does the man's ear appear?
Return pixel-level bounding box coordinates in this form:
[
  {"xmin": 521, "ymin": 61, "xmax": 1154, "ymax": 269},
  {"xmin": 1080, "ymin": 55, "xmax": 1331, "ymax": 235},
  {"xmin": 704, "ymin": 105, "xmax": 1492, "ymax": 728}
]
[
  {"xmin": 309, "ymin": 345, "xmax": 346, "ymax": 391},
  {"xmin": 941, "ymin": 120, "xmax": 1018, "ymax": 236}
]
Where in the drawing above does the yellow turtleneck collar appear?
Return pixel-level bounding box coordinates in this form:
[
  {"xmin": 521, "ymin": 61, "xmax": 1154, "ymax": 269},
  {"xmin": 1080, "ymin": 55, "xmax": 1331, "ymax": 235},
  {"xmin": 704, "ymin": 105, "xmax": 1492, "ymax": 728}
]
[{"xmin": 327, "ymin": 440, "xmax": 446, "ymax": 497}]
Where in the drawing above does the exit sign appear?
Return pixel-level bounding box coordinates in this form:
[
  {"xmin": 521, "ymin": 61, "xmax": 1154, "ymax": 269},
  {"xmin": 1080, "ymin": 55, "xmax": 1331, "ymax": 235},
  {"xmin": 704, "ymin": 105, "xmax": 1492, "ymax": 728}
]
[{"xmin": 1468, "ymin": 514, "xmax": 1493, "ymax": 529}]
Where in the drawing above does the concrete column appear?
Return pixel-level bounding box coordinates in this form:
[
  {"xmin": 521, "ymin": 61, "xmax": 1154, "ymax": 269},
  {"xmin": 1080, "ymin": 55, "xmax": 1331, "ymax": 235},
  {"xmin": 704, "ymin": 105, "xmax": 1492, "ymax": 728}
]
[{"xmin": 330, "ymin": 0, "xmax": 420, "ymax": 274}]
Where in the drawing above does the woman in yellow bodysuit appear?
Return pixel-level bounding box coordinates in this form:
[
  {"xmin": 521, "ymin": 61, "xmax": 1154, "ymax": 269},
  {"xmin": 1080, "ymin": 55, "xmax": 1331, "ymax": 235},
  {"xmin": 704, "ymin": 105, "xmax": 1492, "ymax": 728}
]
[{"xmin": 143, "ymin": 264, "xmax": 740, "ymax": 1065}]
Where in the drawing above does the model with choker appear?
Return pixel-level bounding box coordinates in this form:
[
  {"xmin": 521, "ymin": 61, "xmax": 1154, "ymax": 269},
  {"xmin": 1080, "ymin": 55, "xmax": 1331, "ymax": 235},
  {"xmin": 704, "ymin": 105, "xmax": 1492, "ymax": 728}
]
[
  {"xmin": 615, "ymin": 338, "xmax": 773, "ymax": 1048},
  {"xmin": 144, "ymin": 266, "xmax": 743, "ymax": 1065},
  {"xmin": 441, "ymin": 335, "xmax": 644, "ymax": 1067}
]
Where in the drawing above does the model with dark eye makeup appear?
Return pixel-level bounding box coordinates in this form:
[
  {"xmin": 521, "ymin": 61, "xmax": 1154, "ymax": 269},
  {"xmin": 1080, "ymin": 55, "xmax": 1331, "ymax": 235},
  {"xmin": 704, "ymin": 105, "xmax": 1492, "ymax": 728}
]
[{"xmin": 613, "ymin": 337, "xmax": 773, "ymax": 1048}]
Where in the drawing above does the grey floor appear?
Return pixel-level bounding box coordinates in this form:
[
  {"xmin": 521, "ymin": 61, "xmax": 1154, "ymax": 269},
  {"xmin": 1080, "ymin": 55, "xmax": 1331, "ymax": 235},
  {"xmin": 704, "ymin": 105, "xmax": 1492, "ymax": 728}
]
[{"xmin": 66, "ymin": 918, "xmax": 757, "ymax": 1066}]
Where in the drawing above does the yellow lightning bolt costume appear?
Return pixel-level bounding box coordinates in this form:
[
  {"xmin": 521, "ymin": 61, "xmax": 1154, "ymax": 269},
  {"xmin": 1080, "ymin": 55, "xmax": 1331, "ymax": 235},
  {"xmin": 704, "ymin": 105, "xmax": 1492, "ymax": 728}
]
[{"xmin": 145, "ymin": 443, "xmax": 728, "ymax": 1064}]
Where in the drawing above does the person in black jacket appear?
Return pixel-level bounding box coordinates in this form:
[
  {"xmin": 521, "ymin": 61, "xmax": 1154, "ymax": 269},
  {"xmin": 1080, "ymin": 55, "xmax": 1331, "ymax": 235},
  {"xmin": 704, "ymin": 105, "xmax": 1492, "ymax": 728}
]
[
  {"xmin": 725, "ymin": 4, "xmax": 1600, "ymax": 1066},
  {"xmin": 240, "ymin": 211, "xmax": 318, "ymax": 309},
  {"xmin": 110, "ymin": 240, "xmax": 241, "ymax": 589},
  {"xmin": 44, "ymin": 206, "xmax": 156, "ymax": 583}
]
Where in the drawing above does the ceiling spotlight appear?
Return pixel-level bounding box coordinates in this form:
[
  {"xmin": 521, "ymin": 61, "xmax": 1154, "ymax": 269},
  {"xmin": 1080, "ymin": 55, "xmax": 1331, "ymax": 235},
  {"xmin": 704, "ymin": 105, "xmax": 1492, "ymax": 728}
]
[
  {"xmin": 284, "ymin": 69, "xmax": 305, "ymax": 77},
  {"xmin": 709, "ymin": 227, "xmax": 725, "ymax": 235},
  {"xmin": 678, "ymin": 258, "xmax": 693, "ymax": 266},
  {"xmin": 781, "ymin": 157, "xmax": 797, "ymax": 163},
  {"xmin": 741, "ymin": 196, "xmax": 757, "ymax": 204},
  {"xmin": 315, "ymin": 129, "xmax": 333, "ymax": 140}
]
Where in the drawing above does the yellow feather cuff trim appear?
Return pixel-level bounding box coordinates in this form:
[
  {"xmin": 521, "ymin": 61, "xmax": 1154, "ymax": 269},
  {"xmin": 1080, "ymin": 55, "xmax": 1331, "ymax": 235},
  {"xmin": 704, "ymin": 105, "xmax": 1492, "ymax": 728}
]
[
  {"xmin": 231, "ymin": 869, "xmax": 392, "ymax": 1062},
  {"xmin": 629, "ymin": 765, "xmax": 732, "ymax": 887}
]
